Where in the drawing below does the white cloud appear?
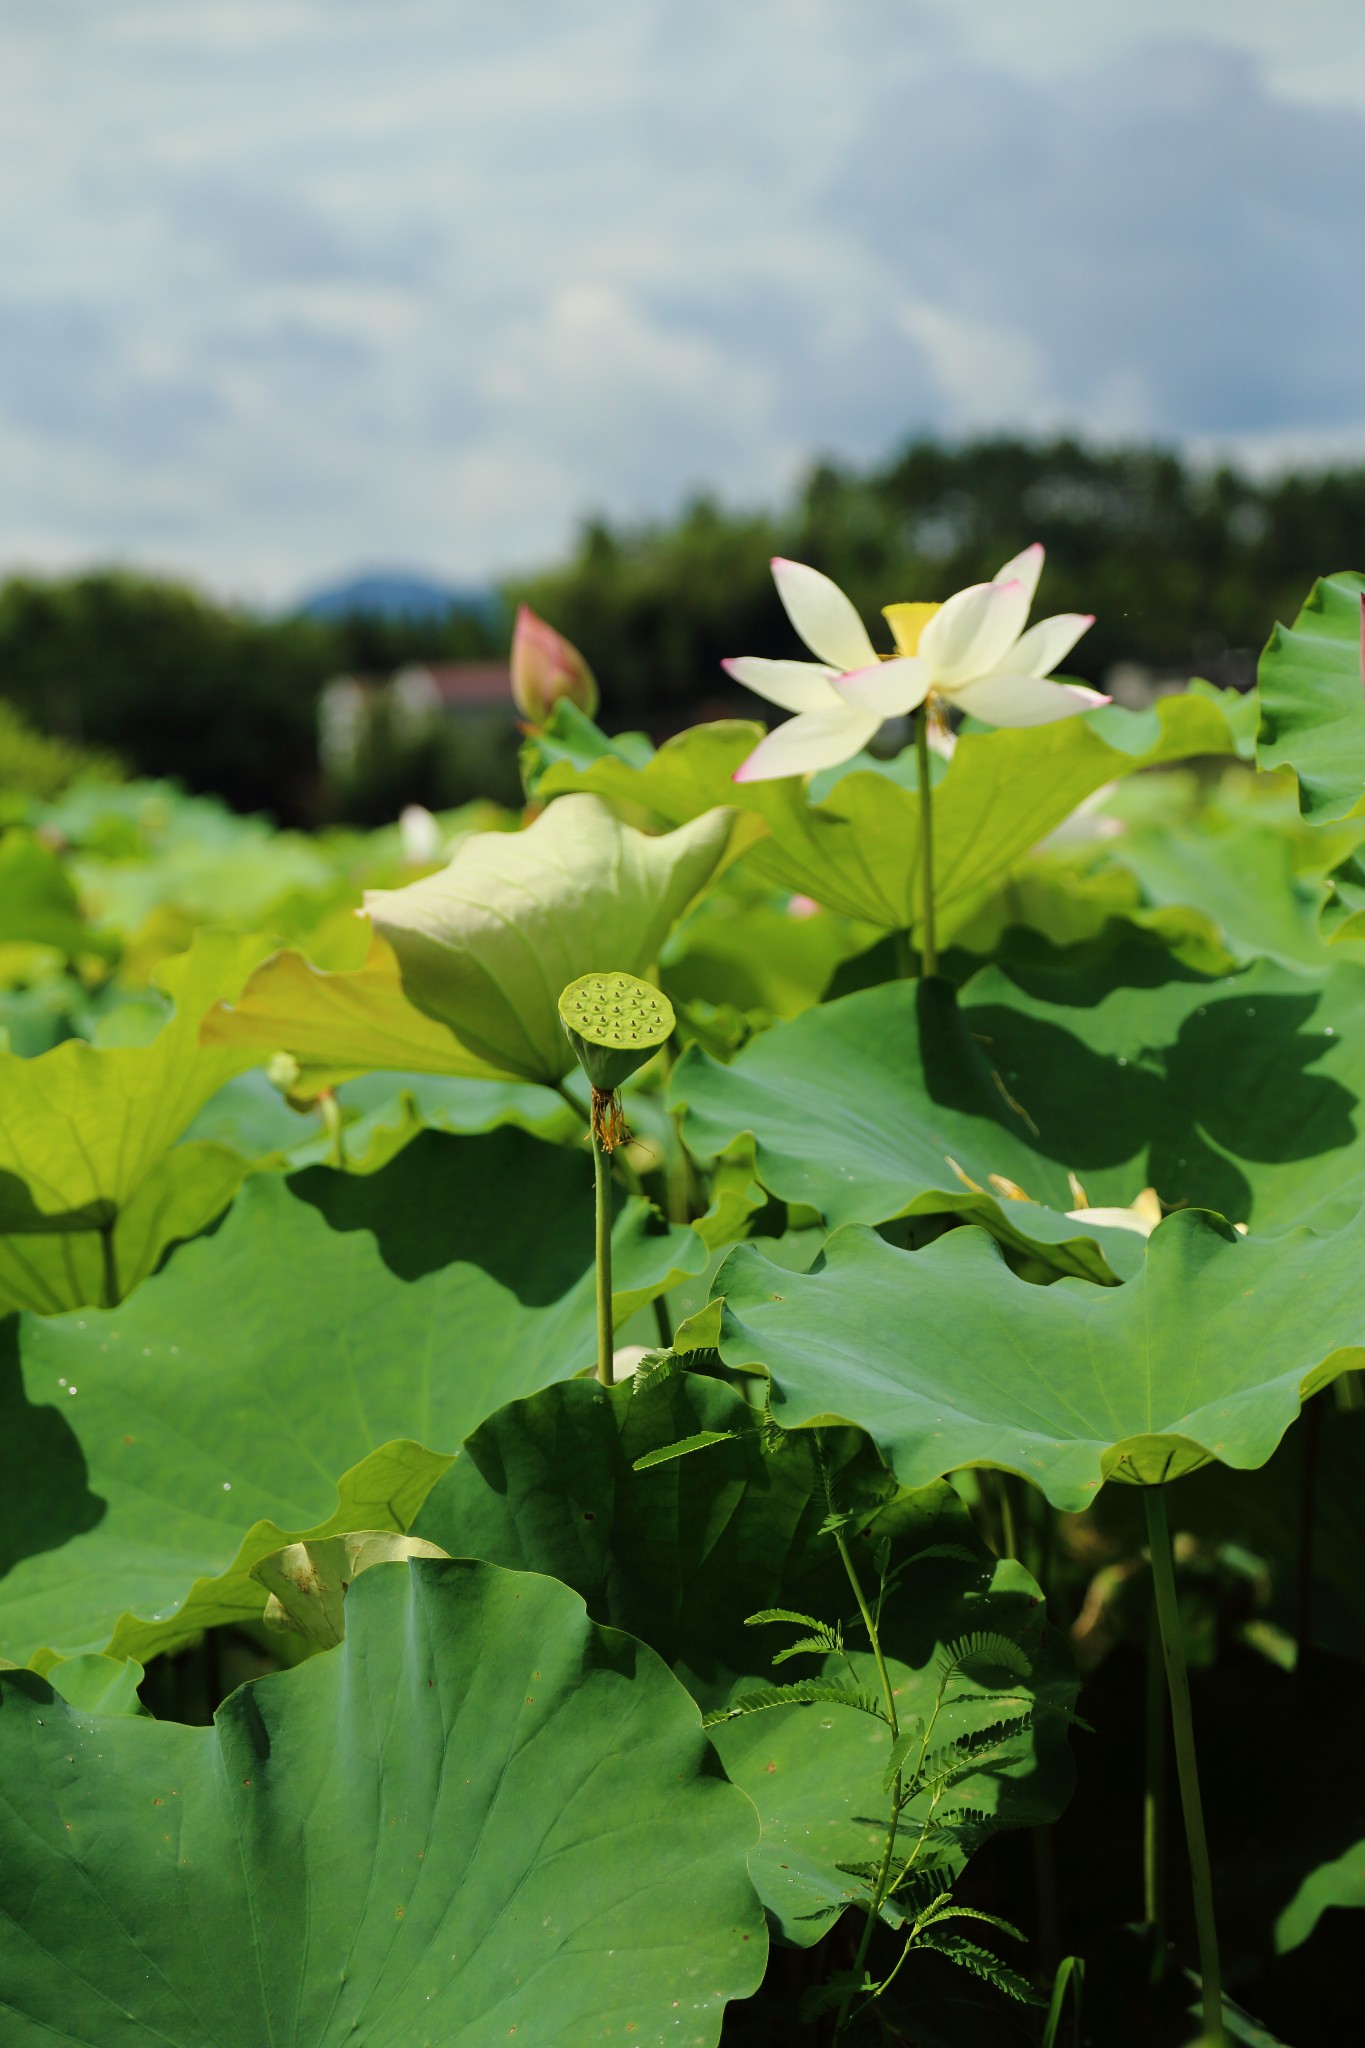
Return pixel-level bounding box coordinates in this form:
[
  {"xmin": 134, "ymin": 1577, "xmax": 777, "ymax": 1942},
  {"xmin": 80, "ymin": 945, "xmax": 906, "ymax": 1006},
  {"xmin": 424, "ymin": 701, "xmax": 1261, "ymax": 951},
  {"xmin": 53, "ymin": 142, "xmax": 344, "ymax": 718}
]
[{"xmin": 0, "ymin": 1, "xmax": 1363, "ymax": 601}]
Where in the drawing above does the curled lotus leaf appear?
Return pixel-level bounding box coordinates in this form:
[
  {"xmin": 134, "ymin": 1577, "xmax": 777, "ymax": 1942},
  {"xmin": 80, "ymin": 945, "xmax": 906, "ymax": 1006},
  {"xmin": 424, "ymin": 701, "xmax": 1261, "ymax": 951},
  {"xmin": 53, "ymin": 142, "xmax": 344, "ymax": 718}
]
[
  {"xmin": 0, "ymin": 928, "xmax": 274, "ymax": 1312},
  {"xmin": 1257, "ymin": 570, "xmax": 1365, "ymax": 824},
  {"xmin": 252, "ymin": 1530, "xmax": 452, "ymax": 1647},
  {"xmin": 363, "ymin": 792, "xmax": 733, "ymax": 1080}
]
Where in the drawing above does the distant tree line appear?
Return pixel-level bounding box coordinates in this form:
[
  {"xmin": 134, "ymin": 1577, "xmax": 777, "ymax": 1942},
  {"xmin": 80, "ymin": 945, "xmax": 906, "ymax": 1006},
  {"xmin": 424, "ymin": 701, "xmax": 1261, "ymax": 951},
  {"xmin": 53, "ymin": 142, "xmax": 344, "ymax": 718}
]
[
  {"xmin": 516, "ymin": 436, "xmax": 1365, "ymax": 728},
  {"xmin": 4, "ymin": 436, "xmax": 1365, "ymax": 821},
  {"xmin": 0, "ymin": 576, "xmax": 500, "ymax": 822}
]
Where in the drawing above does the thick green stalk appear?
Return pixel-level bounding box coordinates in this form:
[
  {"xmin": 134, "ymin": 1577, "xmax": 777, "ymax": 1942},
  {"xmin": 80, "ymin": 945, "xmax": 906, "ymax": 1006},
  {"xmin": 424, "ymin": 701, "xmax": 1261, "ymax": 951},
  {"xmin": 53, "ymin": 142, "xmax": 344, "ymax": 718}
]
[
  {"xmin": 1293, "ymin": 1391, "xmax": 1324, "ymax": 1687},
  {"xmin": 915, "ymin": 710, "xmax": 938, "ymax": 977},
  {"xmin": 593, "ymin": 1129, "xmax": 614, "ymax": 1387},
  {"xmin": 997, "ymin": 1473, "xmax": 1020, "ymax": 1562},
  {"xmin": 1144, "ymin": 1596, "xmax": 1168, "ymax": 1981},
  {"xmin": 1144, "ymin": 1485, "xmax": 1223, "ymax": 2042}
]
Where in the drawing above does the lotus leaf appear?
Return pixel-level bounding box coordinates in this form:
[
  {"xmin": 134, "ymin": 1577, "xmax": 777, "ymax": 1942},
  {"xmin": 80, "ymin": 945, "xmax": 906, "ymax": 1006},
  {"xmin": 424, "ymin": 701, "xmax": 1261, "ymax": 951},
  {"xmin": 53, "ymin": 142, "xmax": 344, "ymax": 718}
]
[
  {"xmin": 675, "ymin": 931, "xmax": 1365, "ymax": 1281},
  {"xmin": 0, "ymin": 830, "xmax": 114, "ymax": 958},
  {"xmin": 253, "ymin": 1529, "xmax": 451, "ymax": 1646},
  {"xmin": 363, "ymin": 792, "xmax": 734, "ymax": 1079},
  {"xmin": 708, "ymin": 1210, "xmax": 1365, "ymax": 1509},
  {"xmin": 537, "ymin": 695, "xmax": 1241, "ymax": 935},
  {"xmin": 1257, "ymin": 571, "xmax": 1365, "ymax": 824},
  {"xmin": 0, "ymin": 1128, "xmax": 707, "ymax": 1664},
  {"xmin": 0, "ymin": 1558, "xmax": 766, "ymax": 2045},
  {"xmin": 0, "ymin": 929, "xmax": 276, "ymax": 1313},
  {"xmin": 200, "ymin": 930, "xmax": 508, "ymax": 1095},
  {"xmin": 1275, "ymin": 1838, "xmax": 1365, "ymax": 1953}
]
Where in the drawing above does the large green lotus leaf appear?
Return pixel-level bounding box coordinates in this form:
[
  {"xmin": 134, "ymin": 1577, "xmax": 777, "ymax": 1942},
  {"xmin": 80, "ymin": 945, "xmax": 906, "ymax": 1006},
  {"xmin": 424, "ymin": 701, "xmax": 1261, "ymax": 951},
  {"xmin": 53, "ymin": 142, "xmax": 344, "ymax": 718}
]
[
  {"xmin": 0, "ymin": 929, "xmax": 277, "ymax": 1313},
  {"xmin": 538, "ymin": 695, "xmax": 1240, "ymax": 934},
  {"xmin": 678, "ymin": 932, "xmax": 1365, "ymax": 1272},
  {"xmin": 0, "ymin": 831, "xmax": 115, "ymax": 959},
  {"xmin": 1275, "ymin": 1837, "xmax": 1365, "ymax": 1953},
  {"xmin": 0, "ymin": 1128, "xmax": 707, "ymax": 1665},
  {"xmin": 674, "ymin": 975, "xmax": 1157, "ymax": 1283},
  {"xmin": 1257, "ymin": 571, "xmax": 1365, "ymax": 823},
  {"xmin": 0, "ymin": 1558, "xmax": 766, "ymax": 2046},
  {"xmin": 363, "ymin": 792, "xmax": 735, "ymax": 1080},
  {"xmin": 415, "ymin": 1371, "xmax": 1076, "ymax": 1944},
  {"xmin": 708, "ymin": 1211, "xmax": 1365, "ymax": 1511}
]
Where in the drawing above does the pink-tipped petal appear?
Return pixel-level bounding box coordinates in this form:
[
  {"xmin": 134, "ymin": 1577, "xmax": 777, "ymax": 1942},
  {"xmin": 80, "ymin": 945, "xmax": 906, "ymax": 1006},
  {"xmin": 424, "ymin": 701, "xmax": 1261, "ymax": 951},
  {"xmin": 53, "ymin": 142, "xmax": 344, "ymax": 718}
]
[
  {"xmin": 990, "ymin": 612, "xmax": 1095, "ymax": 680},
  {"xmin": 722, "ymin": 655, "xmax": 844, "ymax": 715},
  {"xmin": 732, "ymin": 706, "xmax": 881, "ymax": 782},
  {"xmin": 947, "ymin": 674, "xmax": 1110, "ymax": 727},
  {"xmin": 832, "ymin": 656, "xmax": 932, "ymax": 719},
  {"xmin": 992, "ymin": 542, "xmax": 1045, "ymax": 607},
  {"xmin": 919, "ymin": 578, "xmax": 1030, "ymax": 684},
  {"xmin": 770, "ymin": 557, "xmax": 878, "ymax": 672}
]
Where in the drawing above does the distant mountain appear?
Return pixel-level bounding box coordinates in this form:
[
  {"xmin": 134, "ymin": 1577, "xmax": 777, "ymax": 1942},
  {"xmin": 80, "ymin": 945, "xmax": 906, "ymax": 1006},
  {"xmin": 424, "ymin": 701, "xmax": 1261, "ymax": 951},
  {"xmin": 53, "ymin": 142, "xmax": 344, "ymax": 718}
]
[{"xmin": 295, "ymin": 570, "xmax": 501, "ymax": 624}]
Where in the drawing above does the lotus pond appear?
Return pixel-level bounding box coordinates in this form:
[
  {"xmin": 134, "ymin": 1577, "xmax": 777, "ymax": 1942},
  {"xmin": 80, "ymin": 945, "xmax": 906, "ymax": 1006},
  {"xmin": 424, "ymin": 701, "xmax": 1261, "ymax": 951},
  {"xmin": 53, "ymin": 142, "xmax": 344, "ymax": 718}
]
[{"xmin": 1, "ymin": 564, "xmax": 1363, "ymax": 2045}]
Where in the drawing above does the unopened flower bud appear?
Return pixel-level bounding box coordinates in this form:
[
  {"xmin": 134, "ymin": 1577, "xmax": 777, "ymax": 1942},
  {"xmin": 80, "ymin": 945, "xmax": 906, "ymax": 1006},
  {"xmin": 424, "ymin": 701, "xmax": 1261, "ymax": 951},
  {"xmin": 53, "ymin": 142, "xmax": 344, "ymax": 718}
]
[{"xmin": 510, "ymin": 604, "xmax": 598, "ymax": 724}]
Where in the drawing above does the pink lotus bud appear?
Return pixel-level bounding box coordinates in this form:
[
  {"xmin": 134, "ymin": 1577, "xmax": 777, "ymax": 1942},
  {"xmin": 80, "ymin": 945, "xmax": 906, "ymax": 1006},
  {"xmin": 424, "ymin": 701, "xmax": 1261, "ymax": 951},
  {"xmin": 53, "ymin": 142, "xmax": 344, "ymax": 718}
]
[{"xmin": 510, "ymin": 604, "xmax": 598, "ymax": 724}]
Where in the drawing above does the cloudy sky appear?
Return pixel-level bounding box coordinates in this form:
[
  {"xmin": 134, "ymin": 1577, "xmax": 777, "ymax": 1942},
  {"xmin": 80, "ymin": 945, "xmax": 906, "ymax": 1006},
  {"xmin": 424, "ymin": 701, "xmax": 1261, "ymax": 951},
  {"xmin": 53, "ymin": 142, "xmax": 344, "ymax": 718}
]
[{"xmin": 4, "ymin": 0, "xmax": 1364, "ymax": 604}]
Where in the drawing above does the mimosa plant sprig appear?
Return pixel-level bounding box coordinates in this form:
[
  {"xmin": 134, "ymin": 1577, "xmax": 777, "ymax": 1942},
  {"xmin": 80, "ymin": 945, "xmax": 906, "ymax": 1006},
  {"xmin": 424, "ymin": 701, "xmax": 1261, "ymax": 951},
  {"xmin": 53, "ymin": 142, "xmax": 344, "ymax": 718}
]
[
  {"xmin": 724, "ymin": 547, "xmax": 1103, "ymax": 972},
  {"xmin": 702, "ymin": 1436, "xmax": 1064, "ymax": 2039},
  {"xmin": 559, "ymin": 971, "xmax": 676, "ymax": 1385}
]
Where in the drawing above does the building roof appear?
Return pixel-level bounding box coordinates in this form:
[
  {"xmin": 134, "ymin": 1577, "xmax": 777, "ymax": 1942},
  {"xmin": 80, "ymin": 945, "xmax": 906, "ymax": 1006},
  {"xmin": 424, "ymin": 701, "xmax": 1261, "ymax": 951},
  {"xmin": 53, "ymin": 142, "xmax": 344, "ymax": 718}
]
[{"xmin": 408, "ymin": 661, "xmax": 513, "ymax": 709}]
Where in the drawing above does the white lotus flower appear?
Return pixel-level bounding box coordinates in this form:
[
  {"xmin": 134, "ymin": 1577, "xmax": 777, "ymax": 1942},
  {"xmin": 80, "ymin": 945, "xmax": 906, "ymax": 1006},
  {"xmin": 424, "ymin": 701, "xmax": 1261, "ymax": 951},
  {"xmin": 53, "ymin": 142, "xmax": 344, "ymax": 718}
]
[
  {"xmin": 1066, "ymin": 1185, "xmax": 1163, "ymax": 1238},
  {"xmin": 727, "ymin": 547, "xmax": 1106, "ymax": 782}
]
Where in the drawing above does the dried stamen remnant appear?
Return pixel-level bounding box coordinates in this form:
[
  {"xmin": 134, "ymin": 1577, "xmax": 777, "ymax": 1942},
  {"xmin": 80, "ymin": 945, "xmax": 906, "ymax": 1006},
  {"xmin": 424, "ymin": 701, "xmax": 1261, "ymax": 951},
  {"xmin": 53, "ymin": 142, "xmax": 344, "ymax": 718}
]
[{"xmin": 589, "ymin": 1088, "xmax": 631, "ymax": 1153}]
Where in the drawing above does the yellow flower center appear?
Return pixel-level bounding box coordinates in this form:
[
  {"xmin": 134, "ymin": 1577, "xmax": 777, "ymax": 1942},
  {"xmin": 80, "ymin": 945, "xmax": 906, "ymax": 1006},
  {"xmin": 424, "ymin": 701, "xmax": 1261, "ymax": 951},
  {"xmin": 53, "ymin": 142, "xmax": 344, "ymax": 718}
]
[{"xmin": 881, "ymin": 600, "xmax": 941, "ymax": 659}]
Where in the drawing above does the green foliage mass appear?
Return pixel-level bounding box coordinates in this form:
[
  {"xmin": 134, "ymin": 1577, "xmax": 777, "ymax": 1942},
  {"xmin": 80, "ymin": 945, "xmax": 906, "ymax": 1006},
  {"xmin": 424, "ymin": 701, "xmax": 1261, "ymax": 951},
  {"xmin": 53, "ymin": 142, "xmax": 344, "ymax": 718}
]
[{"xmin": 4, "ymin": 548, "xmax": 1365, "ymax": 2042}]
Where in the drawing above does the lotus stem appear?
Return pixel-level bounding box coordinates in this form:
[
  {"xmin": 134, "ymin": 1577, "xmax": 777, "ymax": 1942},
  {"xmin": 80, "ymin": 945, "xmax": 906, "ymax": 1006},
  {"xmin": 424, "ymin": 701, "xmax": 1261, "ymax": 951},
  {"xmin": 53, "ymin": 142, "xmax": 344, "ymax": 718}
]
[
  {"xmin": 1144, "ymin": 1484, "xmax": 1223, "ymax": 2042},
  {"xmin": 592, "ymin": 1116, "xmax": 614, "ymax": 1387},
  {"xmin": 998, "ymin": 1473, "xmax": 1021, "ymax": 1561},
  {"xmin": 1293, "ymin": 1390, "xmax": 1324, "ymax": 1687},
  {"xmin": 1144, "ymin": 1595, "xmax": 1168, "ymax": 1981},
  {"xmin": 915, "ymin": 708, "xmax": 938, "ymax": 977}
]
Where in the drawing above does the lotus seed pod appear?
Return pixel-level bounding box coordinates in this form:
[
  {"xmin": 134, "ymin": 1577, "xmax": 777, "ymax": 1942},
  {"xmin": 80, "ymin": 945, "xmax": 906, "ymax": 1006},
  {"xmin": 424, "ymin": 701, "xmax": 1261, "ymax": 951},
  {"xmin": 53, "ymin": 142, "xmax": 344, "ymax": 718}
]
[{"xmin": 558, "ymin": 971, "xmax": 675, "ymax": 1092}]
